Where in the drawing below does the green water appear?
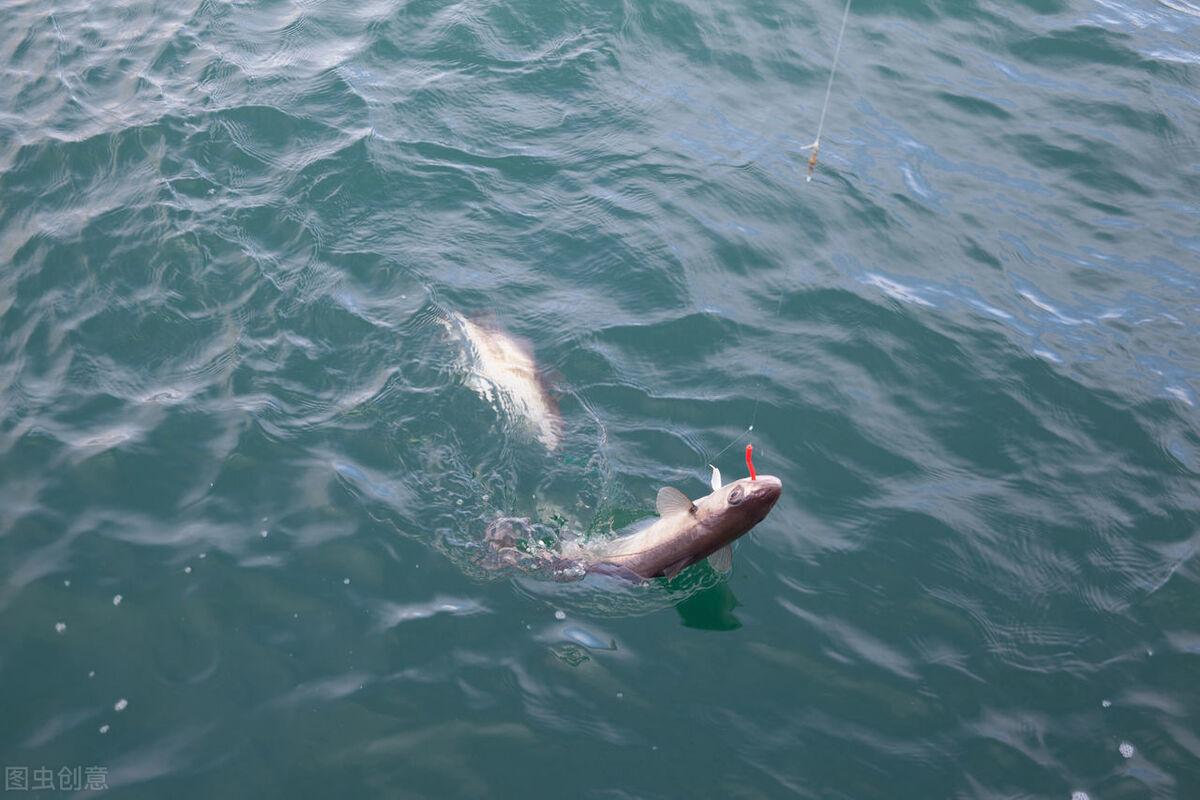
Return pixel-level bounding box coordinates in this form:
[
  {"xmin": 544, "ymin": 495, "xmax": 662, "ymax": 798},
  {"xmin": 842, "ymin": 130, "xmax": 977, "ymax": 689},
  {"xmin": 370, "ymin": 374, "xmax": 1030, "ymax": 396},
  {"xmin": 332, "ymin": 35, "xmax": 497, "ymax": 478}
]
[{"xmin": 2, "ymin": 0, "xmax": 1199, "ymax": 797}]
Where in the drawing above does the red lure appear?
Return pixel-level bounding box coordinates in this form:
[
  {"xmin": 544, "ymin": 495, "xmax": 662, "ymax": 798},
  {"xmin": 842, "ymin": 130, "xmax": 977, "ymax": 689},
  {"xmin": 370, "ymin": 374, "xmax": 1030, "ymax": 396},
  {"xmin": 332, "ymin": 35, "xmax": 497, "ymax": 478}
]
[{"xmin": 745, "ymin": 444, "xmax": 757, "ymax": 480}]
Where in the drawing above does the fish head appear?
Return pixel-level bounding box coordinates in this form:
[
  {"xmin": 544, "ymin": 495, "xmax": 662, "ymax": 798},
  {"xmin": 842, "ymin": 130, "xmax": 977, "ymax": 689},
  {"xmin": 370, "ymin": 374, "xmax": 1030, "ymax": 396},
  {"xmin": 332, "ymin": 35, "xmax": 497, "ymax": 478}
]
[{"xmin": 698, "ymin": 474, "xmax": 782, "ymax": 540}]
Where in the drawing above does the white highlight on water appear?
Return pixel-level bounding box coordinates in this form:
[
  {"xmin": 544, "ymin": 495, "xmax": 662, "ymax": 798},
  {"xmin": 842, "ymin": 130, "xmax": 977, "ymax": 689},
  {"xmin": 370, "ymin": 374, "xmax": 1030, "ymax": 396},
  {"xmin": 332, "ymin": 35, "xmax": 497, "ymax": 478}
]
[{"xmin": 114, "ymin": 698, "xmax": 128, "ymax": 712}]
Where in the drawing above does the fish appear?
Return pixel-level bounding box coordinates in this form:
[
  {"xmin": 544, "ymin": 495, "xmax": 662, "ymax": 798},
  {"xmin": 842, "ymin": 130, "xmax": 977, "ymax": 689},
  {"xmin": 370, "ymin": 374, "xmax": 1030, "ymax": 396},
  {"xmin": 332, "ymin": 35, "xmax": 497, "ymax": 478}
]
[
  {"xmin": 445, "ymin": 312, "xmax": 562, "ymax": 450},
  {"xmin": 484, "ymin": 469, "xmax": 783, "ymax": 581}
]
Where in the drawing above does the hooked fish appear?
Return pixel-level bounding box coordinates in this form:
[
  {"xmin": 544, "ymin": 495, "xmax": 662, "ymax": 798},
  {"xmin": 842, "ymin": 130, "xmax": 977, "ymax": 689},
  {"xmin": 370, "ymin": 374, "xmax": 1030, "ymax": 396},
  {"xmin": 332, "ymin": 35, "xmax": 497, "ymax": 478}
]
[
  {"xmin": 485, "ymin": 467, "xmax": 782, "ymax": 581},
  {"xmin": 445, "ymin": 312, "xmax": 562, "ymax": 451}
]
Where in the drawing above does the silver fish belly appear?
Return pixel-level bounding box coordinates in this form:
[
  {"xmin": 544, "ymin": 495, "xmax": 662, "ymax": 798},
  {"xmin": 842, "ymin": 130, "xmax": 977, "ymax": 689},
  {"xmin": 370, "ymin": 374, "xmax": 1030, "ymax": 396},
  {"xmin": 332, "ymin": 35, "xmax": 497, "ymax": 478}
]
[{"xmin": 446, "ymin": 312, "xmax": 562, "ymax": 450}]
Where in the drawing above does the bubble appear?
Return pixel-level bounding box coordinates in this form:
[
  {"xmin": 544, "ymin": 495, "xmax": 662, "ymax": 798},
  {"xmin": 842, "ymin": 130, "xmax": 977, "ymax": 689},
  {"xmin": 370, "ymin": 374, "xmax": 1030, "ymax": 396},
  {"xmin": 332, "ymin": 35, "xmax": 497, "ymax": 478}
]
[
  {"xmin": 63, "ymin": 580, "xmax": 71, "ymax": 587},
  {"xmin": 343, "ymin": 578, "xmax": 351, "ymax": 585},
  {"xmin": 1119, "ymin": 741, "xmax": 1134, "ymax": 759},
  {"xmin": 184, "ymin": 566, "xmax": 192, "ymax": 574},
  {"xmin": 554, "ymin": 610, "xmax": 566, "ymax": 620},
  {"xmin": 87, "ymin": 671, "xmax": 95, "ymax": 678},
  {"xmin": 1102, "ymin": 700, "xmax": 1111, "ymax": 708},
  {"xmin": 1071, "ymin": 793, "xmax": 1089, "ymax": 800},
  {"xmin": 616, "ymin": 692, "xmax": 624, "ymax": 699},
  {"xmin": 260, "ymin": 530, "xmax": 269, "ymax": 538},
  {"xmin": 54, "ymin": 621, "xmax": 67, "ymax": 633},
  {"xmin": 114, "ymin": 698, "xmax": 128, "ymax": 712},
  {"xmin": 199, "ymin": 553, "xmax": 207, "ymax": 559},
  {"xmin": 99, "ymin": 725, "xmax": 110, "ymax": 734},
  {"xmin": 112, "ymin": 594, "xmax": 123, "ymax": 606}
]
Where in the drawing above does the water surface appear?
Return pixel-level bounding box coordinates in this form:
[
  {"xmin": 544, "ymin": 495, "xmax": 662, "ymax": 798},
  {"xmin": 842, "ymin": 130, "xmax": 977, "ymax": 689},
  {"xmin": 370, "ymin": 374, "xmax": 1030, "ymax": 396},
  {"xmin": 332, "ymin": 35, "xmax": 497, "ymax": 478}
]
[{"xmin": 2, "ymin": 0, "xmax": 1198, "ymax": 797}]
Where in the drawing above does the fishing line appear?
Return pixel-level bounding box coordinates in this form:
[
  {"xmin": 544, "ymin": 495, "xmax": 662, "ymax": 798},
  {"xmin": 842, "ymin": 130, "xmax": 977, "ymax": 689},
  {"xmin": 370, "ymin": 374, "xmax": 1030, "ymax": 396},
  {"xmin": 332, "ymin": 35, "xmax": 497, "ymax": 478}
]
[
  {"xmin": 802, "ymin": 0, "xmax": 853, "ymax": 181},
  {"xmin": 704, "ymin": 0, "xmax": 852, "ymax": 470},
  {"xmin": 704, "ymin": 288, "xmax": 783, "ymax": 469}
]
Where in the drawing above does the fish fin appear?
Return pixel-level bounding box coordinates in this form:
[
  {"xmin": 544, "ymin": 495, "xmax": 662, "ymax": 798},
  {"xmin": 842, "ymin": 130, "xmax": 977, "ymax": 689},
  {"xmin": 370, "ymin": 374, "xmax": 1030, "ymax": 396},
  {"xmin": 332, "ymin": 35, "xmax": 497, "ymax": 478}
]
[
  {"xmin": 662, "ymin": 555, "xmax": 692, "ymax": 580},
  {"xmin": 709, "ymin": 464, "xmax": 722, "ymax": 491},
  {"xmin": 656, "ymin": 486, "xmax": 695, "ymax": 517},
  {"xmin": 708, "ymin": 545, "xmax": 733, "ymax": 575}
]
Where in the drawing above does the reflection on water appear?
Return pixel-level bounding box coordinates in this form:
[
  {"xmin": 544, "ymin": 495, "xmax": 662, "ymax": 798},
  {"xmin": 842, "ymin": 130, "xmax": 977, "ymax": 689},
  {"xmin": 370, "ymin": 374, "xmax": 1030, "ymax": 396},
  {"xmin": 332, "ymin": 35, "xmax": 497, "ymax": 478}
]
[{"xmin": 675, "ymin": 581, "xmax": 742, "ymax": 631}]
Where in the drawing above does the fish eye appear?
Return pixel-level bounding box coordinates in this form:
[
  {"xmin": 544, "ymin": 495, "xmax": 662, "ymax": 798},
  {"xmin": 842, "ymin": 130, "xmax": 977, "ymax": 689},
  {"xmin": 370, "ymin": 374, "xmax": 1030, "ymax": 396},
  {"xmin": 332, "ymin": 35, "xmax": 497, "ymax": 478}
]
[{"xmin": 727, "ymin": 486, "xmax": 745, "ymax": 506}]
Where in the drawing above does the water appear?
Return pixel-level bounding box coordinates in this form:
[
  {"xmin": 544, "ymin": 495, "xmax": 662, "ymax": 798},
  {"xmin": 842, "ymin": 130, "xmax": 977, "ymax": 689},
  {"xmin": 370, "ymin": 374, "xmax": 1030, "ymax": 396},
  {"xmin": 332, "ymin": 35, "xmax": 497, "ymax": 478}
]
[{"xmin": 2, "ymin": 0, "xmax": 1198, "ymax": 796}]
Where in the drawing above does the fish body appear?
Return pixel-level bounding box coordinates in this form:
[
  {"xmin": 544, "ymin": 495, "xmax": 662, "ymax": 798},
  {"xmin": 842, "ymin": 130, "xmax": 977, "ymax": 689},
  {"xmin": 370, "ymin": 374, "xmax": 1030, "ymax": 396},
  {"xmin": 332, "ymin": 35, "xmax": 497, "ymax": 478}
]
[
  {"xmin": 480, "ymin": 473, "xmax": 781, "ymax": 581},
  {"xmin": 446, "ymin": 312, "xmax": 562, "ymax": 450},
  {"xmin": 569, "ymin": 474, "xmax": 782, "ymax": 579}
]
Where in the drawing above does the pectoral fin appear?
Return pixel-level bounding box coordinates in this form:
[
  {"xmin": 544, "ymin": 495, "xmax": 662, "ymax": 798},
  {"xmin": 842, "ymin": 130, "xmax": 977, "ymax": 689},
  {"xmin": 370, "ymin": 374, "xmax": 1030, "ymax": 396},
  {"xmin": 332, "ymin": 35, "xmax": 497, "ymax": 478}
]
[
  {"xmin": 656, "ymin": 486, "xmax": 695, "ymax": 516},
  {"xmin": 708, "ymin": 545, "xmax": 733, "ymax": 574},
  {"xmin": 709, "ymin": 464, "xmax": 722, "ymax": 491}
]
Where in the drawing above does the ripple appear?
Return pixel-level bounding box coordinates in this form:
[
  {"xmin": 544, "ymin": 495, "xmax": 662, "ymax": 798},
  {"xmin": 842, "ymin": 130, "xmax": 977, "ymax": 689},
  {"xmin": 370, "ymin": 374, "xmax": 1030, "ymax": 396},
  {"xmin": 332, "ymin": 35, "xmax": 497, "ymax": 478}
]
[{"xmin": 375, "ymin": 595, "xmax": 489, "ymax": 629}]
